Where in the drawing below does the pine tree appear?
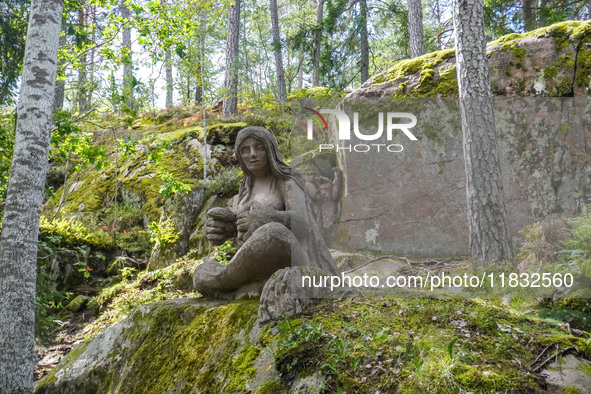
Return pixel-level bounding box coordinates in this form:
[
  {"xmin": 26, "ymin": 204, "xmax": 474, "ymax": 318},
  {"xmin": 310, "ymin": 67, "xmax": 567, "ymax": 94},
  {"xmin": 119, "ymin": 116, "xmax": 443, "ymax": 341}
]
[
  {"xmin": 223, "ymin": 0, "xmax": 241, "ymax": 118},
  {"xmin": 453, "ymin": 0, "xmax": 513, "ymax": 263}
]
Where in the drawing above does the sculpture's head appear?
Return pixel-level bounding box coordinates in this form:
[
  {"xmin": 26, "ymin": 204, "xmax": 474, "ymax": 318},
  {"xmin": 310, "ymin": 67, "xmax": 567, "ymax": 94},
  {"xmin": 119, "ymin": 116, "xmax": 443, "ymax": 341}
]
[{"xmin": 235, "ymin": 126, "xmax": 290, "ymax": 180}]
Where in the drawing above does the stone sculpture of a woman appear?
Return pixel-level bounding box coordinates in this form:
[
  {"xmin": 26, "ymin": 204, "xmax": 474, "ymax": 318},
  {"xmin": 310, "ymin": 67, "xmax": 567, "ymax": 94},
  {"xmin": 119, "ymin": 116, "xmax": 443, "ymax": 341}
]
[{"xmin": 193, "ymin": 126, "xmax": 338, "ymax": 296}]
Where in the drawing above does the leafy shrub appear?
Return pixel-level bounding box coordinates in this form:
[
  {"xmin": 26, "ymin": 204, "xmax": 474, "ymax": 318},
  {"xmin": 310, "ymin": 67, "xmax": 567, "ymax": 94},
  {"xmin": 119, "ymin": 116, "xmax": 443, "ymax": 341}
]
[
  {"xmin": 561, "ymin": 207, "xmax": 591, "ymax": 276},
  {"xmin": 208, "ymin": 167, "xmax": 242, "ymax": 198}
]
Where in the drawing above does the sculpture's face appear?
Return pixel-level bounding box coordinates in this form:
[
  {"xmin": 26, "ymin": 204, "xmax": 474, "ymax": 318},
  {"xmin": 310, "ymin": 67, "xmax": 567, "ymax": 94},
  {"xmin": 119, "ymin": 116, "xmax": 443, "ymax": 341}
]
[
  {"xmin": 319, "ymin": 183, "xmax": 332, "ymax": 198},
  {"xmin": 239, "ymin": 137, "xmax": 270, "ymax": 174}
]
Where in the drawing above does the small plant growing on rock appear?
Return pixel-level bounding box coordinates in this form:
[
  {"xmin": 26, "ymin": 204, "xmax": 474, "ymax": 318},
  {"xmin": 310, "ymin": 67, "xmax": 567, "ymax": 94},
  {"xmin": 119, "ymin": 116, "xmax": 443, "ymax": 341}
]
[{"xmin": 212, "ymin": 240, "xmax": 236, "ymax": 265}]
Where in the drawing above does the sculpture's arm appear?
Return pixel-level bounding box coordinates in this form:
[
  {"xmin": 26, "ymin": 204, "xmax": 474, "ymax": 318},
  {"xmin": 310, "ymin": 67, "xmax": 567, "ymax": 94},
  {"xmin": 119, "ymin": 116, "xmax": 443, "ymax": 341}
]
[
  {"xmin": 332, "ymin": 167, "xmax": 342, "ymax": 202},
  {"xmin": 236, "ymin": 179, "xmax": 309, "ymax": 242},
  {"xmin": 304, "ymin": 171, "xmax": 320, "ymax": 202}
]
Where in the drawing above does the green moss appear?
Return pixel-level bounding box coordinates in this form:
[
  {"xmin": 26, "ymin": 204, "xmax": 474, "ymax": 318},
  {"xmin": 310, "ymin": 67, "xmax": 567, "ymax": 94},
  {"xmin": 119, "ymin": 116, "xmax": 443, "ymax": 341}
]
[
  {"xmin": 558, "ymin": 122, "xmax": 575, "ymax": 135},
  {"xmin": 544, "ymin": 66, "xmax": 559, "ymax": 79},
  {"xmin": 557, "ymin": 53, "xmax": 576, "ymax": 69},
  {"xmin": 273, "ymin": 298, "xmax": 550, "ymax": 392},
  {"xmin": 225, "ymin": 345, "xmax": 261, "ymax": 393},
  {"xmin": 256, "ymin": 380, "xmax": 288, "ymax": 394},
  {"xmin": 577, "ymin": 362, "xmax": 591, "ymax": 376},
  {"xmin": 371, "ymin": 49, "xmax": 455, "ymax": 88},
  {"xmin": 36, "ymin": 342, "xmax": 90, "ymax": 391},
  {"xmin": 562, "ymin": 386, "xmax": 583, "ymax": 394},
  {"xmin": 109, "ymin": 300, "xmax": 259, "ymax": 393},
  {"xmin": 575, "ymin": 39, "xmax": 591, "ymax": 89}
]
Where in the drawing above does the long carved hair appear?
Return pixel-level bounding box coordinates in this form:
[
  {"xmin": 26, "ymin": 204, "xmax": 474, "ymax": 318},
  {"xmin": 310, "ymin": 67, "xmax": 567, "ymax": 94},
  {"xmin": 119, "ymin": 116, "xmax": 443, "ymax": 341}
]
[{"xmin": 234, "ymin": 126, "xmax": 303, "ymax": 204}]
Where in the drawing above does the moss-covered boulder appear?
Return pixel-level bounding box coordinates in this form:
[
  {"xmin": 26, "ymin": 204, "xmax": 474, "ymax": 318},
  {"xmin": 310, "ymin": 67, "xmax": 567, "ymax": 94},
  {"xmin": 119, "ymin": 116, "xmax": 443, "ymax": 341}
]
[
  {"xmin": 35, "ymin": 299, "xmax": 281, "ymax": 394},
  {"xmin": 349, "ymin": 21, "xmax": 591, "ymax": 100}
]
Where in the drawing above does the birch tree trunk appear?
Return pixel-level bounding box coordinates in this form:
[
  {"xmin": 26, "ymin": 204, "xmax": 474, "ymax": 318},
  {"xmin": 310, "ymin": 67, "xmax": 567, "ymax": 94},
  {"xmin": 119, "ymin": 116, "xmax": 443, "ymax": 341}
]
[
  {"xmin": 270, "ymin": 0, "xmax": 287, "ymax": 103},
  {"xmin": 0, "ymin": 0, "xmax": 63, "ymax": 391},
  {"xmin": 223, "ymin": 0, "xmax": 241, "ymax": 118},
  {"xmin": 312, "ymin": 0, "xmax": 324, "ymax": 86},
  {"xmin": 408, "ymin": 0, "xmax": 425, "ymax": 58},
  {"xmin": 359, "ymin": 0, "xmax": 369, "ymax": 83},
  {"xmin": 453, "ymin": 0, "xmax": 513, "ymax": 263}
]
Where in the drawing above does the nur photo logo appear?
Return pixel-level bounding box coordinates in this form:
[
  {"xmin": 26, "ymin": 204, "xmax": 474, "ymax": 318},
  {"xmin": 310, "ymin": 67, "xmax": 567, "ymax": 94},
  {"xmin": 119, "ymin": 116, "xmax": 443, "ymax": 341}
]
[{"xmin": 303, "ymin": 107, "xmax": 418, "ymax": 153}]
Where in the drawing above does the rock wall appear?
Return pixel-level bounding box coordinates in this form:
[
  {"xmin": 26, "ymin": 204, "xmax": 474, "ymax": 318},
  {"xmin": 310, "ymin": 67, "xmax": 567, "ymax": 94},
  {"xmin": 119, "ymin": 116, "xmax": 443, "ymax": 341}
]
[{"xmin": 322, "ymin": 21, "xmax": 591, "ymax": 257}]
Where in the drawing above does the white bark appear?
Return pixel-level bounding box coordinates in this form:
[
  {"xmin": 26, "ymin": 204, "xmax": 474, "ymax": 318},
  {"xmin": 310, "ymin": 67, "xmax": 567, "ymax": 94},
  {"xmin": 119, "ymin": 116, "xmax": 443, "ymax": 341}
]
[
  {"xmin": 453, "ymin": 0, "xmax": 513, "ymax": 262},
  {"xmin": 0, "ymin": 0, "xmax": 63, "ymax": 391}
]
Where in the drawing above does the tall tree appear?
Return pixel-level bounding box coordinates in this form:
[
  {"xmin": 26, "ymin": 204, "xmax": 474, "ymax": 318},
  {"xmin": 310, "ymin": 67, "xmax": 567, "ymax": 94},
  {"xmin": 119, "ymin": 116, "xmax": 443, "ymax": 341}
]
[
  {"xmin": 270, "ymin": 0, "xmax": 287, "ymax": 102},
  {"xmin": 523, "ymin": 0, "xmax": 534, "ymax": 31},
  {"xmin": 0, "ymin": 0, "xmax": 63, "ymax": 390},
  {"xmin": 311, "ymin": 0, "xmax": 324, "ymax": 86},
  {"xmin": 453, "ymin": 0, "xmax": 513, "ymax": 263},
  {"xmin": 77, "ymin": 5, "xmax": 90, "ymax": 112},
  {"xmin": 53, "ymin": 22, "xmax": 67, "ymax": 113},
  {"xmin": 223, "ymin": 0, "xmax": 241, "ymax": 117},
  {"xmin": 359, "ymin": 0, "xmax": 369, "ymax": 83},
  {"xmin": 120, "ymin": 0, "xmax": 134, "ymax": 111},
  {"xmin": 408, "ymin": 0, "xmax": 425, "ymax": 58},
  {"xmin": 165, "ymin": 48, "xmax": 173, "ymax": 107},
  {"xmin": 0, "ymin": 0, "xmax": 29, "ymax": 105}
]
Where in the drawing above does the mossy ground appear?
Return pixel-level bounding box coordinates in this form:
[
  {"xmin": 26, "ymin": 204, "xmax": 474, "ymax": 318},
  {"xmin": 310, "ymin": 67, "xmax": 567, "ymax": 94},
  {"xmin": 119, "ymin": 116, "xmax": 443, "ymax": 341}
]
[{"xmin": 272, "ymin": 297, "xmax": 587, "ymax": 393}]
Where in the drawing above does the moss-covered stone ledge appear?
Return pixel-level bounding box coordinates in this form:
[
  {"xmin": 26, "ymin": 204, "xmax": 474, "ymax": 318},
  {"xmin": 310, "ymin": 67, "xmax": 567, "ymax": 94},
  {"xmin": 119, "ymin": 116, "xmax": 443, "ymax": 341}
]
[
  {"xmin": 35, "ymin": 298, "xmax": 279, "ymax": 394},
  {"xmin": 348, "ymin": 20, "xmax": 591, "ymax": 99}
]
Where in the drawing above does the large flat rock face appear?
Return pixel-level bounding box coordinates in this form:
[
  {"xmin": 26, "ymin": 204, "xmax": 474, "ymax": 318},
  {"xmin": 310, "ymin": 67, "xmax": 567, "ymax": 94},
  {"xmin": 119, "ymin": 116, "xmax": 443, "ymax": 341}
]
[
  {"xmin": 310, "ymin": 21, "xmax": 591, "ymax": 257},
  {"xmin": 323, "ymin": 97, "xmax": 590, "ymax": 257}
]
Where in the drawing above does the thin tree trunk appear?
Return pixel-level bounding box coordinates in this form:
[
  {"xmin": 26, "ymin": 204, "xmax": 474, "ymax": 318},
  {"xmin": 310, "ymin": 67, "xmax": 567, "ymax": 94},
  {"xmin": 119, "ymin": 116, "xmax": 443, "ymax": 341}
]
[
  {"xmin": 408, "ymin": 0, "xmax": 425, "ymax": 58},
  {"xmin": 165, "ymin": 49, "xmax": 173, "ymax": 107},
  {"xmin": 359, "ymin": 0, "xmax": 369, "ymax": 83},
  {"xmin": 453, "ymin": 0, "xmax": 513, "ymax": 263},
  {"xmin": 523, "ymin": 0, "xmax": 534, "ymax": 31},
  {"xmin": 223, "ymin": 0, "xmax": 241, "ymax": 118},
  {"xmin": 53, "ymin": 23, "xmax": 67, "ymax": 113},
  {"xmin": 196, "ymin": 10, "xmax": 206, "ymax": 106},
  {"xmin": 0, "ymin": 0, "xmax": 63, "ymax": 390},
  {"xmin": 120, "ymin": 0, "xmax": 134, "ymax": 111},
  {"xmin": 270, "ymin": 0, "xmax": 287, "ymax": 103},
  {"xmin": 312, "ymin": 0, "xmax": 324, "ymax": 86},
  {"xmin": 87, "ymin": 5, "xmax": 96, "ymax": 109},
  {"xmin": 77, "ymin": 7, "xmax": 89, "ymax": 112}
]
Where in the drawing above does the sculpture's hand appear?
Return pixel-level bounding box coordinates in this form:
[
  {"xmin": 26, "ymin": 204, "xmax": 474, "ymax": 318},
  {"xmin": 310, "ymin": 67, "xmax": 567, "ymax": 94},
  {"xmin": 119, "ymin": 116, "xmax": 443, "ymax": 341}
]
[
  {"xmin": 333, "ymin": 167, "xmax": 342, "ymax": 177},
  {"xmin": 206, "ymin": 207, "xmax": 237, "ymax": 245},
  {"xmin": 304, "ymin": 171, "xmax": 315, "ymax": 183},
  {"xmin": 236, "ymin": 201, "xmax": 275, "ymax": 242}
]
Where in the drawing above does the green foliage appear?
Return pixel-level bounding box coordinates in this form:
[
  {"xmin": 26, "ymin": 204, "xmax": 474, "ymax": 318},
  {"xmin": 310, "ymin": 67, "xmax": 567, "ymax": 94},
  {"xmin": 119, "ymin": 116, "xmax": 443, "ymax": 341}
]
[
  {"xmin": 561, "ymin": 207, "xmax": 591, "ymax": 277},
  {"xmin": 159, "ymin": 167, "xmax": 191, "ymax": 197},
  {"xmin": 0, "ymin": 0, "xmax": 28, "ymax": 105},
  {"xmin": 0, "ymin": 109, "xmax": 15, "ymax": 205},
  {"xmin": 87, "ymin": 258, "xmax": 199, "ymax": 337},
  {"xmin": 51, "ymin": 111, "xmax": 108, "ymax": 171},
  {"xmin": 208, "ymin": 168, "xmax": 242, "ymax": 198},
  {"xmin": 212, "ymin": 240, "xmax": 237, "ymax": 265},
  {"xmin": 148, "ymin": 217, "xmax": 179, "ymax": 247}
]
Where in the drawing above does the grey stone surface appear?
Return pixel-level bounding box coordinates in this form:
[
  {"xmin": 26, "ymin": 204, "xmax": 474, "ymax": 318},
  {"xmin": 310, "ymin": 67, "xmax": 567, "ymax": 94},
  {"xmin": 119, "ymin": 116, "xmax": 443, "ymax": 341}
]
[{"xmin": 540, "ymin": 354, "xmax": 591, "ymax": 394}]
